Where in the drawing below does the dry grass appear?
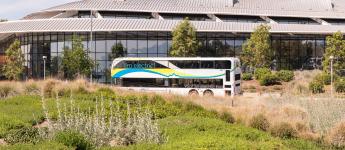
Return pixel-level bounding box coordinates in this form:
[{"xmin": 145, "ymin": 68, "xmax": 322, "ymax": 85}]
[{"xmin": 326, "ymin": 121, "xmax": 345, "ymax": 148}]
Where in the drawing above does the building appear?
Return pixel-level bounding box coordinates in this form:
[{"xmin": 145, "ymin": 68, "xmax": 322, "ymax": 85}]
[{"xmin": 1, "ymin": 0, "xmax": 345, "ymax": 83}]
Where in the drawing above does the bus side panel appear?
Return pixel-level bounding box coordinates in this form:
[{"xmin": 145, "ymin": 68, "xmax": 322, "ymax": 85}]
[
  {"xmin": 112, "ymin": 69, "xmax": 225, "ymax": 79},
  {"xmin": 117, "ymin": 87, "xmax": 226, "ymax": 97}
]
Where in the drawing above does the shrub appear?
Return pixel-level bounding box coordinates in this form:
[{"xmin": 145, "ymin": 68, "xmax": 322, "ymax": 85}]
[
  {"xmin": 309, "ymin": 80, "xmax": 324, "ymax": 94},
  {"xmin": 24, "ymin": 83, "xmax": 40, "ymax": 95},
  {"xmin": 254, "ymin": 68, "xmax": 271, "ymax": 80},
  {"xmin": 54, "ymin": 130, "xmax": 94, "ymax": 150},
  {"xmin": 43, "ymin": 80, "xmax": 57, "ymax": 98},
  {"xmin": 314, "ymin": 73, "xmax": 332, "ymax": 85},
  {"xmin": 326, "ymin": 122, "xmax": 345, "ymax": 148},
  {"xmin": 249, "ymin": 114, "xmax": 270, "ymax": 131},
  {"xmin": 276, "ymin": 70, "xmax": 294, "ymax": 82},
  {"xmin": 259, "ymin": 73, "xmax": 279, "ymax": 86},
  {"xmin": 270, "ymin": 122, "xmax": 297, "ymax": 139},
  {"xmin": 335, "ymin": 78, "xmax": 345, "ymax": 93},
  {"xmin": 0, "ymin": 85, "xmax": 16, "ymax": 98},
  {"xmin": 218, "ymin": 112, "xmax": 235, "ymax": 124},
  {"xmin": 242, "ymin": 73, "xmax": 253, "ymax": 81},
  {"xmin": 4, "ymin": 127, "xmax": 41, "ymax": 144}
]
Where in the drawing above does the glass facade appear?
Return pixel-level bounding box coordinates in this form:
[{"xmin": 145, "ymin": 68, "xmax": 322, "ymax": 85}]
[{"xmin": 12, "ymin": 31, "xmax": 326, "ymax": 83}]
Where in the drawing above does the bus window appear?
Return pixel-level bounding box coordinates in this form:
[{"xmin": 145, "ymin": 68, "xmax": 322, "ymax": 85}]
[
  {"xmin": 183, "ymin": 61, "xmax": 200, "ymax": 69},
  {"xmin": 201, "ymin": 61, "xmax": 214, "ymax": 68},
  {"xmin": 215, "ymin": 61, "xmax": 231, "ymax": 69},
  {"xmin": 170, "ymin": 61, "xmax": 185, "ymax": 68},
  {"xmin": 114, "ymin": 61, "xmax": 126, "ymax": 68},
  {"xmin": 226, "ymin": 70, "xmax": 230, "ymax": 82}
]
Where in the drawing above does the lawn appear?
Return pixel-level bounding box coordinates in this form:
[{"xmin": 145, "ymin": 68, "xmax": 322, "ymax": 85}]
[{"xmin": 0, "ymin": 89, "xmax": 328, "ymax": 150}]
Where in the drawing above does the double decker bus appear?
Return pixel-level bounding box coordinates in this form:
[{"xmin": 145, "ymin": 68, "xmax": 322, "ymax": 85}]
[{"xmin": 111, "ymin": 57, "xmax": 241, "ymax": 96}]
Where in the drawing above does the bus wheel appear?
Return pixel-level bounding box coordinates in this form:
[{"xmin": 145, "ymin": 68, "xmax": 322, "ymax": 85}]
[
  {"xmin": 203, "ymin": 90, "xmax": 214, "ymax": 97},
  {"xmin": 189, "ymin": 90, "xmax": 199, "ymax": 96}
]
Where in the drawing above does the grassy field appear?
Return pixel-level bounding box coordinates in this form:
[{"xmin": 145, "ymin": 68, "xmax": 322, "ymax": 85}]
[{"xmin": 0, "ymin": 82, "xmax": 330, "ymax": 150}]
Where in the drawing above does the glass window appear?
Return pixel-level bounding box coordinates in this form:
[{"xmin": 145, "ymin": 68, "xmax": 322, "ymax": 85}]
[
  {"xmin": 127, "ymin": 53, "xmax": 137, "ymax": 57},
  {"xmin": 148, "ymin": 53, "xmax": 158, "ymax": 57},
  {"xmin": 158, "ymin": 53, "xmax": 168, "ymax": 57},
  {"xmin": 225, "ymin": 39, "xmax": 235, "ymax": 57},
  {"xmin": 57, "ymin": 42, "xmax": 64, "ymax": 53},
  {"xmin": 82, "ymin": 41, "xmax": 88, "ymax": 50},
  {"xmin": 234, "ymin": 39, "xmax": 243, "ymax": 56},
  {"xmin": 127, "ymin": 40, "xmax": 137, "ymax": 54},
  {"xmin": 138, "ymin": 54, "xmax": 148, "ymax": 57},
  {"xmin": 97, "ymin": 61, "xmax": 107, "ymax": 72},
  {"xmin": 65, "ymin": 34, "xmax": 72, "ymax": 49},
  {"xmin": 96, "ymin": 40, "xmax": 106, "ymax": 52},
  {"xmin": 96, "ymin": 53, "xmax": 107, "ymax": 60},
  {"xmin": 138, "ymin": 40, "xmax": 148, "ymax": 54},
  {"xmin": 315, "ymin": 40, "xmax": 324, "ymax": 57},
  {"xmin": 107, "ymin": 40, "xmax": 116, "ymax": 53},
  {"xmin": 51, "ymin": 42, "xmax": 58, "ymax": 53},
  {"xmin": 51, "ymin": 34, "xmax": 57, "ymax": 41},
  {"xmin": 158, "ymin": 40, "xmax": 168, "ymax": 54},
  {"xmin": 148, "ymin": 40, "xmax": 158, "ymax": 53}
]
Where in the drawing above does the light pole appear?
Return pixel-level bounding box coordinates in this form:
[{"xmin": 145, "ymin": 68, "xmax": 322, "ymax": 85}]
[
  {"xmin": 330, "ymin": 55, "xmax": 334, "ymax": 98},
  {"xmin": 90, "ymin": 10, "xmax": 94, "ymax": 83},
  {"xmin": 43, "ymin": 56, "xmax": 47, "ymax": 80}
]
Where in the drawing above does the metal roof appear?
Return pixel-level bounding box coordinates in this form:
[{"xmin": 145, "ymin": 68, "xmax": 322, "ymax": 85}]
[
  {"xmin": 24, "ymin": 0, "xmax": 345, "ymax": 19},
  {"xmin": 1, "ymin": 18, "xmax": 345, "ymax": 35}
]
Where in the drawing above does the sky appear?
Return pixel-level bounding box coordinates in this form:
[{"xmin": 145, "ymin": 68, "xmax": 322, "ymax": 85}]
[{"xmin": 0, "ymin": 0, "xmax": 76, "ymax": 20}]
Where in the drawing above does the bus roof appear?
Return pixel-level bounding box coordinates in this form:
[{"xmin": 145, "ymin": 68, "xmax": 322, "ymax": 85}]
[{"xmin": 113, "ymin": 57, "xmax": 239, "ymax": 61}]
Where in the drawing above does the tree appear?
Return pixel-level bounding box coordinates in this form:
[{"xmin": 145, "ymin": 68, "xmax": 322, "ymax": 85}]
[
  {"xmin": 322, "ymin": 31, "xmax": 345, "ymax": 74},
  {"xmin": 109, "ymin": 42, "xmax": 126, "ymax": 60},
  {"xmin": 0, "ymin": 19, "xmax": 7, "ymax": 22},
  {"xmin": 2, "ymin": 40, "xmax": 24, "ymax": 80},
  {"xmin": 241, "ymin": 25, "xmax": 273, "ymax": 69},
  {"xmin": 170, "ymin": 18, "xmax": 198, "ymax": 57},
  {"xmin": 62, "ymin": 35, "xmax": 95, "ymax": 79}
]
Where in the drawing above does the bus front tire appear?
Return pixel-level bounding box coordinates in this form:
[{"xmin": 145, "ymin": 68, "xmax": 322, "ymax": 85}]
[
  {"xmin": 203, "ymin": 90, "xmax": 214, "ymax": 97},
  {"xmin": 189, "ymin": 90, "xmax": 199, "ymax": 96}
]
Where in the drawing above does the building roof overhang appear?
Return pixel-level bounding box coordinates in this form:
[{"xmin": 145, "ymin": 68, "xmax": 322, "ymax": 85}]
[{"xmin": 1, "ymin": 18, "xmax": 345, "ymax": 35}]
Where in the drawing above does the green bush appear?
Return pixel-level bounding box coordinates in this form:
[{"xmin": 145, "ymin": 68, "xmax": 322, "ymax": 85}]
[
  {"xmin": 4, "ymin": 127, "xmax": 41, "ymax": 144},
  {"xmin": 335, "ymin": 78, "xmax": 345, "ymax": 93},
  {"xmin": 242, "ymin": 73, "xmax": 253, "ymax": 81},
  {"xmin": 54, "ymin": 130, "xmax": 94, "ymax": 150},
  {"xmin": 309, "ymin": 80, "xmax": 324, "ymax": 94},
  {"xmin": 270, "ymin": 122, "xmax": 297, "ymax": 139},
  {"xmin": 314, "ymin": 73, "xmax": 332, "ymax": 85},
  {"xmin": 249, "ymin": 114, "xmax": 270, "ymax": 131},
  {"xmin": 276, "ymin": 70, "xmax": 294, "ymax": 82},
  {"xmin": 254, "ymin": 68, "xmax": 271, "ymax": 80},
  {"xmin": 259, "ymin": 73, "xmax": 279, "ymax": 86},
  {"xmin": 218, "ymin": 112, "xmax": 235, "ymax": 124}
]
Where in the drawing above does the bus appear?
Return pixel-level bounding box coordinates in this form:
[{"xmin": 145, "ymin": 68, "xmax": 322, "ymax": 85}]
[{"xmin": 111, "ymin": 57, "xmax": 241, "ymax": 97}]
